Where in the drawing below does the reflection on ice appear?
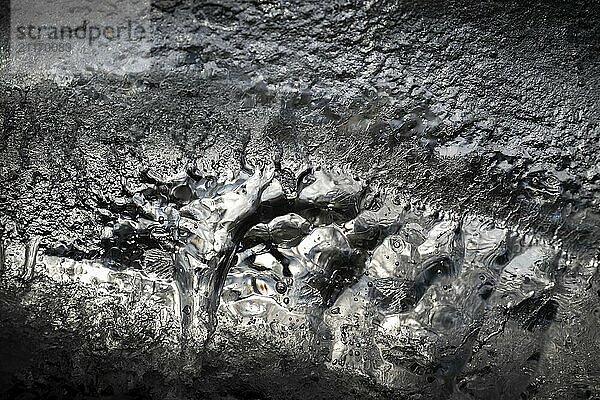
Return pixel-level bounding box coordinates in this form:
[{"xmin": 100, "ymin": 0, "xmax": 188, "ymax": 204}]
[{"xmin": 27, "ymin": 165, "xmax": 572, "ymax": 389}]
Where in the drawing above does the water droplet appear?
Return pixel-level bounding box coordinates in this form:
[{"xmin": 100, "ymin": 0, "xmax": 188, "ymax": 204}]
[{"xmin": 275, "ymin": 281, "xmax": 288, "ymax": 294}]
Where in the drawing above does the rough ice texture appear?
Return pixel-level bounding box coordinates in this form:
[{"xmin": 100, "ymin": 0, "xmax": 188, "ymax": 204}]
[{"xmin": 1, "ymin": 0, "xmax": 600, "ymax": 399}]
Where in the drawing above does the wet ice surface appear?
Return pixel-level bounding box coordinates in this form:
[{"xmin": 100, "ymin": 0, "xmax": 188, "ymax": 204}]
[{"xmin": 5, "ymin": 164, "xmax": 595, "ymax": 397}]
